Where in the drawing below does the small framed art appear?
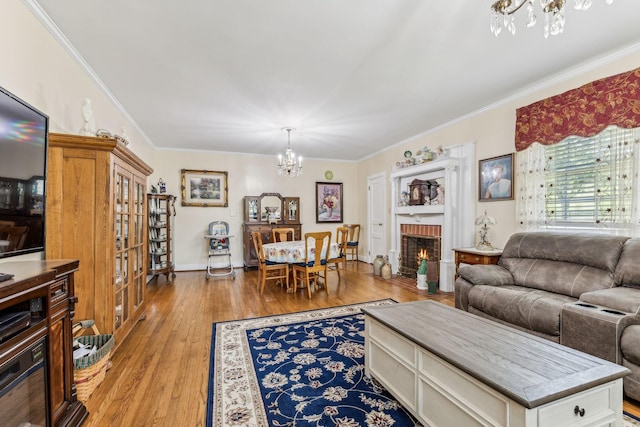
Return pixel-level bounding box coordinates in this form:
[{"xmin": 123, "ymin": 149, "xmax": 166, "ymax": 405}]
[
  {"xmin": 181, "ymin": 169, "xmax": 228, "ymax": 207},
  {"xmin": 316, "ymin": 181, "xmax": 343, "ymax": 223},
  {"xmin": 479, "ymin": 154, "xmax": 513, "ymax": 201}
]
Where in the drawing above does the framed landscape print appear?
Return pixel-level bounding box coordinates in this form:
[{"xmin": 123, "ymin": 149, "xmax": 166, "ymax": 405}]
[
  {"xmin": 479, "ymin": 154, "xmax": 514, "ymax": 202},
  {"xmin": 181, "ymin": 169, "xmax": 228, "ymax": 207},
  {"xmin": 316, "ymin": 181, "xmax": 343, "ymax": 223}
]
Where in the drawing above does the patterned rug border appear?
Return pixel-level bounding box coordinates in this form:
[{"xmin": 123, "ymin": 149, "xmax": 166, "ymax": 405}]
[{"xmin": 206, "ymin": 299, "xmax": 398, "ymax": 427}]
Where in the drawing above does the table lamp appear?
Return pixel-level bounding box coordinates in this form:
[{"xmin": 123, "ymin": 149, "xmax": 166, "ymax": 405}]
[{"xmin": 475, "ymin": 210, "xmax": 497, "ymax": 250}]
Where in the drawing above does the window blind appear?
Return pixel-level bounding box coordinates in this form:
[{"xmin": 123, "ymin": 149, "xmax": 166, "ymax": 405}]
[{"xmin": 544, "ymin": 126, "xmax": 638, "ymax": 227}]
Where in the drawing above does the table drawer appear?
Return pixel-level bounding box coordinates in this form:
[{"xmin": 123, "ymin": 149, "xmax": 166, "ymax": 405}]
[
  {"xmin": 50, "ymin": 276, "xmax": 69, "ymax": 306},
  {"xmin": 368, "ymin": 319, "xmax": 415, "ymax": 365},
  {"xmin": 419, "ymin": 349, "xmax": 510, "ymax": 426},
  {"xmin": 457, "ymin": 252, "xmax": 484, "ymax": 263},
  {"xmin": 368, "ymin": 341, "xmax": 416, "ymax": 410},
  {"xmin": 537, "ymin": 382, "xmax": 613, "ymax": 426}
]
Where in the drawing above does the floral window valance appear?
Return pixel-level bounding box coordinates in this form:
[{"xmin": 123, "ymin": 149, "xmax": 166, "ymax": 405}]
[{"xmin": 515, "ymin": 67, "xmax": 640, "ymax": 151}]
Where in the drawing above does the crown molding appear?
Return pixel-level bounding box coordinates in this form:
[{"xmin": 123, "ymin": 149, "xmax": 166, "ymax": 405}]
[{"xmin": 21, "ymin": 0, "xmax": 156, "ymax": 148}]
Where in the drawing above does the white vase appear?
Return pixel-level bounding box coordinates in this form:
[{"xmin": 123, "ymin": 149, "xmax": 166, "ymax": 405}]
[{"xmin": 326, "ymin": 207, "xmax": 333, "ymax": 217}]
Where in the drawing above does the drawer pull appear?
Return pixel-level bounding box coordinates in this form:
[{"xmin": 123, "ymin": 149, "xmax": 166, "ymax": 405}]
[{"xmin": 574, "ymin": 405, "xmax": 585, "ymax": 417}]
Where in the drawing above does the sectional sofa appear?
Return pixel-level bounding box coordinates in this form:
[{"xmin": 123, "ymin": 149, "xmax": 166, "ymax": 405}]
[{"xmin": 454, "ymin": 231, "xmax": 640, "ymax": 401}]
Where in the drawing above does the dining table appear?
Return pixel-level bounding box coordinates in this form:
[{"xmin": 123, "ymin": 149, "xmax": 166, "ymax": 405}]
[
  {"xmin": 262, "ymin": 239, "xmax": 340, "ymax": 264},
  {"xmin": 262, "ymin": 238, "xmax": 340, "ymax": 292}
]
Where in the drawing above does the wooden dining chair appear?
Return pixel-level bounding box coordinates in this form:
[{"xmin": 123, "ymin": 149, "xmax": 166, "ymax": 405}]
[
  {"xmin": 293, "ymin": 231, "xmax": 331, "ymax": 298},
  {"xmin": 272, "ymin": 227, "xmax": 295, "ymax": 242},
  {"xmin": 328, "ymin": 226, "xmax": 348, "ymax": 280},
  {"xmin": 252, "ymin": 231, "xmax": 289, "ymax": 294},
  {"xmin": 344, "ymin": 224, "xmax": 361, "ymax": 264}
]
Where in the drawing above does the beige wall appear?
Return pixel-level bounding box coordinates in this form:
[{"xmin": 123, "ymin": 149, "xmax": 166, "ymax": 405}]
[
  {"xmin": 0, "ymin": 0, "xmax": 155, "ymax": 263},
  {"xmin": 3, "ymin": 0, "xmax": 639, "ymax": 268},
  {"xmin": 0, "ymin": 0, "xmax": 155, "ymax": 165},
  {"xmin": 150, "ymin": 150, "xmax": 358, "ymax": 269},
  {"xmin": 358, "ymin": 49, "xmax": 640, "ymax": 255}
]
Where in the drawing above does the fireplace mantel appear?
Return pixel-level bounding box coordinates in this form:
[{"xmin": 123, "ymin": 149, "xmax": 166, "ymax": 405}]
[{"xmin": 389, "ymin": 142, "xmax": 475, "ymax": 292}]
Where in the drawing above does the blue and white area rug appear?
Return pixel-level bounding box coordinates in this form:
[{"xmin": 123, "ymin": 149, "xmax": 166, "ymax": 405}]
[
  {"xmin": 206, "ymin": 299, "xmax": 640, "ymax": 427},
  {"xmin": 206, "ymin": 299, "xmax": 421, "ymax": 426}
]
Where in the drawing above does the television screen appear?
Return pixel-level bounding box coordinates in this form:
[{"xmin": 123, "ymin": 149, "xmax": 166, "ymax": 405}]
[{"xmin": 0, "ymin": 86, "xmax": 48, "ymax": 259}]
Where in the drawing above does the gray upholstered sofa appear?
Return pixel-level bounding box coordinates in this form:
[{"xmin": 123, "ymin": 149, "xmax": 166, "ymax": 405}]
[{"xmin": 454, "ymin": 231, "xmax": 640, "ymax": 401}]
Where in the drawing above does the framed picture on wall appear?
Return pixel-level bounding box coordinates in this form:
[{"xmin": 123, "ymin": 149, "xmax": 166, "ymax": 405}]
[
  {"xmin": 181, "ymin": 169, "xmax": 228, "ymax": 207},
  {"xmin": 316, "ymin": 181, "xmax": 343, "ymax": 223},
  {"xmin": 479, "ymin": 154, "xmax": 514, "ymax": 201}
]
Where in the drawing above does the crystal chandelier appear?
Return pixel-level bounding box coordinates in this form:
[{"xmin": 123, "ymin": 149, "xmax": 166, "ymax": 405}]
[
  {"xmin": 277, "ymin": 127, "xmax": 302, "ymax": 177},
  {"xmin": 490, "ymin": 0, "xmax": 613, "ymax": 38}
]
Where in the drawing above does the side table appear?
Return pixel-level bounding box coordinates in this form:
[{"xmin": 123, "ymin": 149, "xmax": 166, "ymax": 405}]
[{"xmin": 453, "ymin": 247, "xmax": 502, "ymax": 278}]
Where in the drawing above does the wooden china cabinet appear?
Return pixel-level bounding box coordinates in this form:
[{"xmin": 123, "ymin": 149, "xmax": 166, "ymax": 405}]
[
  {"xmin": 46, "ymin": 133, "xmax": 153, "ymax": 351},
  {"xmin": 242, "ymin": 193, "xmax": 301, "ymax": 269}
]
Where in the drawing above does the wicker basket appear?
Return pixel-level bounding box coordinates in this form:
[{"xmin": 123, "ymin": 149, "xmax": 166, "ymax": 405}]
[{"xmin": 73, "ymin": 322, "xmax": 115, "ymax": 402}]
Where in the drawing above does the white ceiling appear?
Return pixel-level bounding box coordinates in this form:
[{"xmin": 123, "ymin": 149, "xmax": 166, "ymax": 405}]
[{"xmin": 30, "ymin": 0, "xmax": 640, "ymax": 161}]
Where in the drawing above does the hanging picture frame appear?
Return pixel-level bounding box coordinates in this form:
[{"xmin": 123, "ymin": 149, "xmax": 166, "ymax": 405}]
[
  {"xmin": 479, "ymin": 154, "xmax": 514, "ymax": 201},
  {"xmin": 316, "ymin": 182, "xmax": 343, "ymax": 223},
  {"xmin": 181, "ymin": 169, "xmax": 228, "ymax": 207}
]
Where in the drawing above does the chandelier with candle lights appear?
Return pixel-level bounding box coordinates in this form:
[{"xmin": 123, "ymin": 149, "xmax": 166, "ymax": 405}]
[
  {"xmin": 490, "ymin": 0, "xmax": 613, "ymax": 38},
  {"xmin": 277, "ymin": 127, "xmax": 302, "ymax": 178}
]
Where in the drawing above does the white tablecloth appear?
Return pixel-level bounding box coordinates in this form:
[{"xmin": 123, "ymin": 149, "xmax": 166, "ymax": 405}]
[{"xmin": 263, "ymin": 240, "xmax": 339, "ymax": 264}]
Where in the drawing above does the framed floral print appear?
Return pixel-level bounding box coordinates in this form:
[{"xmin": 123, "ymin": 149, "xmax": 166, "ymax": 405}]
[
  {"xmin": 479, "ymin": 154, "xmax": 514, "ymax": 201},
  {"xmin": 316, "ymin": 182, "xmax": 343, "ymax": 223},
  {"xmin": 181, "ymin": 169, "xmax": 228, "ymax": 207}
]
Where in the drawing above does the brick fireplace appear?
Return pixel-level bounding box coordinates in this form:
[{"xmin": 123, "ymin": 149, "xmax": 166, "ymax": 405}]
[
  {"xmin": 388, "ymin": 143, "xmax": 476, "ymax": 292},
  {"xmin": 399, "ymin": 224, "xmax": 441, "ymax": 283}
]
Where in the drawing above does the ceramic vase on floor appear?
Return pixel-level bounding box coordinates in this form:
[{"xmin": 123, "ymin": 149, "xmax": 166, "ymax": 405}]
[
  {"xmin": 381, "ymin": 256, "xmax": 392, "ymax": 279},
  {"xmin": 373, "ymin": 255, "xmax": 385, "ymax": 276}
]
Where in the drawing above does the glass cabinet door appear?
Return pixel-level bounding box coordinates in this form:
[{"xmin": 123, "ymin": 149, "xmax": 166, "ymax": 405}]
[
  {"xmin": 284, "ymin": 197, "xmax": 300, "ymax": 224},
  {"xmin": 114, "ymin": 167, "xmax": 131, "ymax": 332},
  {"xmin": 133, "ymin": 177, "xmax": 146, "ymax": 310}
]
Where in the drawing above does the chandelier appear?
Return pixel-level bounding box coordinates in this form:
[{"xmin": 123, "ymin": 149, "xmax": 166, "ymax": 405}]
[
  {"xmin": 490, "ymin": 0, "xmax": 613, "ymax": 38},
  {"xmin": 277, "ymin": 127, "xmax": 303, "ymax": 177}
]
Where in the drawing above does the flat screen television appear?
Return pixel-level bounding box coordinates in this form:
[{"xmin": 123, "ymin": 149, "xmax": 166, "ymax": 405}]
[{"xmin": 0, "ymin": 85, "xmax": 48, "ymax": 260}]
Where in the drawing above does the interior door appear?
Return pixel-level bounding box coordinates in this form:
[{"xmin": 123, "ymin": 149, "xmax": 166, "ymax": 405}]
[{"xmin": 367, "ymin": 172, "xmax": 386, "ymax": 263}]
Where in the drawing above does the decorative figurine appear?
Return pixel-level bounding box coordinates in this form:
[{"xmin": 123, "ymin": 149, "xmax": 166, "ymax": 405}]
[
  {"xmin": 158, "ymin": 178, "xmax": 167, "ymax": 193},
  {"xmin": 434, "ymin": 186, "xmax": 445, "ymax": 205},
  {"xmin": 400, "ymin": 191, "xmax": 410, "ymax": 206},
  {"xmin": 79, "ymin": 98, "xmax": 96, "ymax": 136}
]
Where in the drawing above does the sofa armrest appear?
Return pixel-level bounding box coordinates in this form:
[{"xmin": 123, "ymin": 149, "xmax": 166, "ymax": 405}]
[
  {"xmin": 457, "ymin": 264, "xmax": 514, "ymax": 287},
  {"xmin": 580, "ymin": 287, "xmax": 640, "ymax": 314}
]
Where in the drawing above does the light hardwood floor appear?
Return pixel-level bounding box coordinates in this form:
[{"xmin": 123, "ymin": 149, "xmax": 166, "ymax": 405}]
[{"xmin": 81, "ymin": 262, "xmax": 640, "ymax": 426}]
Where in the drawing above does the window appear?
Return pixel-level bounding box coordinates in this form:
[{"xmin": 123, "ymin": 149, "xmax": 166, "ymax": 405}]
[{"xmin": 517, "ymin": 126, "xmax": 640, "ymax": 235}]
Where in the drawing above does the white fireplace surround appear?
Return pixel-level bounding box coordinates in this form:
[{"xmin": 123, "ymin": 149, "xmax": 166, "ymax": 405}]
[{"xmin": 389, "ymin": 142, "xmax": 476, "ymax": 292}]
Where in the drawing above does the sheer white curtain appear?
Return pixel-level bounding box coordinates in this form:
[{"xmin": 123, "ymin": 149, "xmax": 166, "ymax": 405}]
[
  {"xmin": 516, "ymin": 126, "xmax": 640, "ymax": 236},
  {"xmin": 516, "ymin": 143, "xmax": 547, "ymax": 231}
]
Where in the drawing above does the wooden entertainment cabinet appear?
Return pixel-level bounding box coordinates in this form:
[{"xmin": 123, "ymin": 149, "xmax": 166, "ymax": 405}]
[{"xmin": 0, "ymin": 259, "xmax": 87, "ymax": 426}]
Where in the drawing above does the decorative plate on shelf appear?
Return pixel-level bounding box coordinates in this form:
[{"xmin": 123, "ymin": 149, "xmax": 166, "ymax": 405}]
[
  {"xmin": 324, "ymin": 170, "xmax": 334, "ymax": 180},
  {"xmin": 404, "ymin": 150, "xmax": 412, "ymax": 158}
]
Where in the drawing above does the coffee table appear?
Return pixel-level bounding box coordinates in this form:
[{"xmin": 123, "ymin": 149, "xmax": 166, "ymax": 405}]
[{"xmin": 362, "ymin": 301, "xmax": 630, "ymax": 427}]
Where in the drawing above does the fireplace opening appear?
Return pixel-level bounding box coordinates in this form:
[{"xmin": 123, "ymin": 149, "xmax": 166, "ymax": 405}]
[{"xmin": 399, "ymin": 234, "xmax": 440, "ymax": 283}]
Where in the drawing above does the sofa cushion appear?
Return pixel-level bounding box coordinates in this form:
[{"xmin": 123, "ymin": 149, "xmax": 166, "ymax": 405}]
[
  {"xmin": 615, "ymin": 238, "xmax": 640, "ymax": 288},
  {"xmin": 498, "ymin": 232, "xmax": 627, "ymax": 296},
  {"xmin": 467, "ymin": 285, "xmax": 576, "ymax": 337},
  {"xmin": 457, "ymin": 264, "xmax": 513, "ymax": 286}
]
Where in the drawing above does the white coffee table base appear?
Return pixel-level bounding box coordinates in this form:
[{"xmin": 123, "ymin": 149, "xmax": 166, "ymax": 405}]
[{"xmin": 363, "ymin": 302, "xmax": 627, "ymax": 427}]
